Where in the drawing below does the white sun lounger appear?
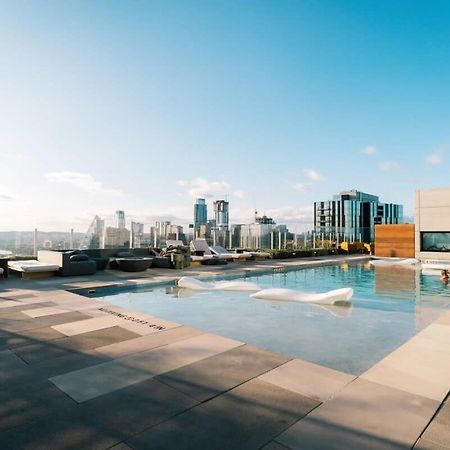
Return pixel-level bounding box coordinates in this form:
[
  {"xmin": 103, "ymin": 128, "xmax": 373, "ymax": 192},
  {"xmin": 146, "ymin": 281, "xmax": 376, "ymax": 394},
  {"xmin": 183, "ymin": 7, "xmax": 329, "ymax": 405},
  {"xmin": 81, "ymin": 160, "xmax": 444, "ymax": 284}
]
[
  {"xmin": 209, "ymin": 246, "xmax": 251, "ymax": 260},
  {"xmin": 190, "ymin": 240, "xmax": 229, "ymax": 260},
  {"xmin": 8, "ymin": 260, "xmax": 60, "ymax": 279}
]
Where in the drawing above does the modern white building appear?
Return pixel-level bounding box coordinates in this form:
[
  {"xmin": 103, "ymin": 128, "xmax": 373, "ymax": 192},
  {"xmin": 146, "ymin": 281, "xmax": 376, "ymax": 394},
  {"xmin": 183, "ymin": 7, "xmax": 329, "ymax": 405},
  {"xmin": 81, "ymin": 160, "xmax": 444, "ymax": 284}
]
[
  {"xmin": 415, "ymin": 187, "xmax": 450, "ymax": 261},
  {"xmin": 239, "ymin": 220, "xmax": 288, "ymax": 250}
]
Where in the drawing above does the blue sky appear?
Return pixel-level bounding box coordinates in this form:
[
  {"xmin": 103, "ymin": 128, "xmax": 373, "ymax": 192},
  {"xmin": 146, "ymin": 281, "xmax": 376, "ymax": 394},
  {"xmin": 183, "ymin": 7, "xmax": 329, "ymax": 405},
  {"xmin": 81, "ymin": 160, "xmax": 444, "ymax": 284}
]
[{"xmin": 1, "ymin": 0, "xmax": 449, "ymax": 232}]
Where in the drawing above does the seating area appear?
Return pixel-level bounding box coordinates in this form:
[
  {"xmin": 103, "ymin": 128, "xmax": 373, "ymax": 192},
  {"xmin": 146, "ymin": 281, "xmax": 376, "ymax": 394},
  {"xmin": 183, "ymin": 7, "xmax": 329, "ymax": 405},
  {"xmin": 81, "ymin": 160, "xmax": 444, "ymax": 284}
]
[
  {"xmin": 3, "ymin": 242, "xmax": 271, "ymax": 279},
  {"xmin": 190, "ymin": 240, "xmax": 270, "ymax": 264}
]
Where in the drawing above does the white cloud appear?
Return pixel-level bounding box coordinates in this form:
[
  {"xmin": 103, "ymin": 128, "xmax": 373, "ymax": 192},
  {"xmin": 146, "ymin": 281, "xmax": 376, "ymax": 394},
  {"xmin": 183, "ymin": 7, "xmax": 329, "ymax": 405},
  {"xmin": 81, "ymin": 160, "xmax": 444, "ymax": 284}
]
[
  {"xmin": 266, "ymin": 206, "xmax": 314, "ymax": 225},
  {"xmin": 176, "ymin": 177, "xmax": 232, "ymax": 199},
  {"xmin": 304, "ymin": 169, "xmax": 324, "ymax": 182},
  {"xmin": 233, "ymin": 190, "xmax": 245, "ymax": 198},
  {"xmin": 293, "ymin": 183, "xmax": 307, "ymax": 192},
  {"xmin": 361, "ymin": 145, "xmax": 378, "ymax": 155},
  {"xmin": 0, "ymin": 186, "xmax": 13, "ymax": 201},
  {"xmin": 378, "ymin": 160, "xmax": 399, "ymax": 172},
  {"xmin": 426, "ymin": 152, "xmax": 443, "ymax": 165},
  {"xmin": 44, "ymin": 171, "xmax": 123, "ymax": 195}
]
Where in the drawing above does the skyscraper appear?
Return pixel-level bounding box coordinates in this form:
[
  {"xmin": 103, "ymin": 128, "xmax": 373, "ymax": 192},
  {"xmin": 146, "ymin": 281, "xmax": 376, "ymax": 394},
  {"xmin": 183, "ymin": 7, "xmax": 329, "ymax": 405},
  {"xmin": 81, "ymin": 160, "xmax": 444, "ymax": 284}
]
[
  {"xmin": 194, "ymin": 198, "xmax": 207, "ymax": 230},
  {"xmin": 213, "ymin": 200, "xmax": 229, "ymax": 230},
  {"xmin": 115, "ymin": 210, "xmax": 126, "ymax": 229}
]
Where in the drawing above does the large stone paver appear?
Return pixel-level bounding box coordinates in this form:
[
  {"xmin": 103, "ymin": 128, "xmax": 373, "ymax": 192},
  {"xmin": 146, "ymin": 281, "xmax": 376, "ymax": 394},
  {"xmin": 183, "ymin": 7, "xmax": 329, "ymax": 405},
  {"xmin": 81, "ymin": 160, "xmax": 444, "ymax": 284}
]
[
  {"xmin": 52, "ymin": 316, "xmax": 125, "ymax": 336},
  {"xmin": 0, "ymin": 310, "xmax": 92, "ymax": 333},
  {"xmin": 262, "ymin": 441, "xmax": 292, "ymax": 450},
  {"xmin": 0, "ymin": 405, "xmax": 121, "ymax": 450},
  {"xmin": 50, "ymin": 333, "xmax": 243, "ymax": 402},
  {"xmin": 259, "ymin": 358, "xmax": 355, "ymax": 402},
  {"xmin": 96, "ymin": 325, "xmax": 203, "ymax": 359},
  {"xmin": 420, "ymin": 402, "xmax": 450, "ymax": 449},
  {"xmin": 22, "ymin": 306, "xmax": 72, "ymax": 318},
  {"xmin": 362, "ymin": 325, "xmax": 450, "ymax": 401},
  {"xmin": 435, "ymin": 311, "xmax": 450, "ymax": 327},
  {"xmin": 0, "ymin": 379, "xmax": 75, "ymax": 431},
  {"xmin": 0, "ymin": 300, "xmax": 26, "ymax": 308},
  {"xmin": 414, "ymin": 438, "xmax": 450, "ymax": 449},
  {"xmin": 0, "ymin": 349, "xmax": 27, "ymax": 369},
  {"xmin": 79, "ymin": 377, "xmax": 198, "ymax": 439},
  {"xmin": 126, "ymin": 378, "xmax": 318, "ymax": 450},
  {"xmin": 277, "ymin": 378, "xmax": 439, "ymax": 450},
  {"xmin": 156, "ymin": 344, "xmax": 290, "ymax": 402},
  {"xmin": 12, "ymin": 326, "xmax": 139, "ymax": 364},
  {"xmin": 0, "ymin": 302, "xmax": 56, "ymax": 318},
  {"xmin": 0, "ymin": 326, "xmax": 65, "ymax": 351}
]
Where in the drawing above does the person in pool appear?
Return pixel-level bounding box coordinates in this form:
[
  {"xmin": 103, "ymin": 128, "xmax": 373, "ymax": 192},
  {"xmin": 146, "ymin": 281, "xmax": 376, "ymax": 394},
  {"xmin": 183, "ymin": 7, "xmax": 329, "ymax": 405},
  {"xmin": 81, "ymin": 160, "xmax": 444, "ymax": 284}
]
[{"xmin": 441, "ymin": 270, "xmax": 449, "ymax": 283}]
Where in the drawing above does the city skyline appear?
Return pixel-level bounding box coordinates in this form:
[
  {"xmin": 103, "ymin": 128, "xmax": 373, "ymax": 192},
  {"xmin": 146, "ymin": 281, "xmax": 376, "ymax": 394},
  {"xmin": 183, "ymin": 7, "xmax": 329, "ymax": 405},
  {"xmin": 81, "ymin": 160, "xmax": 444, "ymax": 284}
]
[{"xmin": 1, "ymin": 1, "xmax": 449, "ymax": 231}]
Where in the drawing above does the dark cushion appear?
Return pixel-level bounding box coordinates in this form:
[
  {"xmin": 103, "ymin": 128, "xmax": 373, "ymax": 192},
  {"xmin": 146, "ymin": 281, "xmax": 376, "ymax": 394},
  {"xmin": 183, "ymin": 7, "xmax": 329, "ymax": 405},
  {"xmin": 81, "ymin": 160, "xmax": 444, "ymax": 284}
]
[
  {"xmin": 116, "ymin": 251, "xmax": 134, "ymax": 258},
  {"xmin": 70, "ymin": 253, "xmax": 90, "ymax": 262}
]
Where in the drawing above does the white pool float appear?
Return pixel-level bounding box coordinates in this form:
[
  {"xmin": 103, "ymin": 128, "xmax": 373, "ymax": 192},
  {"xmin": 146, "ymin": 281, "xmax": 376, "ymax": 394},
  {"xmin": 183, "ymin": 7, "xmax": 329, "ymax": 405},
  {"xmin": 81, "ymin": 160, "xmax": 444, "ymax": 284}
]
[
  {"xmin": 370, "ymin": 258, "xmax": 418, "ymax": 267},
  {"xmin": 177, "ymin": 276, "xmax": 260, "ymax": 291},
  {"xmin": 250, "ymin": 287, "xmax": 353, "ymax": 305}
]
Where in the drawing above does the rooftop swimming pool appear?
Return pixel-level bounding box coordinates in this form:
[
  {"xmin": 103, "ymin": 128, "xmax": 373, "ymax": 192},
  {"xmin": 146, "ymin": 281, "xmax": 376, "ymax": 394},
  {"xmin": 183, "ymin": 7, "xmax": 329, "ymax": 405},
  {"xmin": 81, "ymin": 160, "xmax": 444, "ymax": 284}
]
[{"xmin": 82, "ymin": 261, "xmax": 450, "ymax": 375}]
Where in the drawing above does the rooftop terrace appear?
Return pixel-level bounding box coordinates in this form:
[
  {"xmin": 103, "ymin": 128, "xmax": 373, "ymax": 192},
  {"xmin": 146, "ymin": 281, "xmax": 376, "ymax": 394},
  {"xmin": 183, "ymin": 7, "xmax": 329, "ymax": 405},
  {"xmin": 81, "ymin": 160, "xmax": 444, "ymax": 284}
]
[{"xmin": 1, "ymin": 255, "xmax": 449, "ymax": 449}]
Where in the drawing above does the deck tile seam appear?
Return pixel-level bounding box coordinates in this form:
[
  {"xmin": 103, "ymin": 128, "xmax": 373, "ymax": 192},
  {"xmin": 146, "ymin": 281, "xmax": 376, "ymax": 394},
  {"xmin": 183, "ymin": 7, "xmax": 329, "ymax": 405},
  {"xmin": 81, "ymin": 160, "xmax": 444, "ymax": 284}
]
[
  {"xmin": 265, "ymin": 439, "xmax": 293, "ymax": 450},
  {"xmin": 48, "ymin": 336, "xmax": 245, "ymax": 402},
  {"xmin": 413, "ymin": 389, "xmax": 450, "ymax": 448},
  {"xmin": 154, "ymin": 352, "xmax": 294, "ymax": 404},
  {"xmin": 8, "ymin": 325, "xmax": 141, "ymax": 355},
  {"xmin": 94, "ymin": 329, "xmax": 207, "ymax": 360}
]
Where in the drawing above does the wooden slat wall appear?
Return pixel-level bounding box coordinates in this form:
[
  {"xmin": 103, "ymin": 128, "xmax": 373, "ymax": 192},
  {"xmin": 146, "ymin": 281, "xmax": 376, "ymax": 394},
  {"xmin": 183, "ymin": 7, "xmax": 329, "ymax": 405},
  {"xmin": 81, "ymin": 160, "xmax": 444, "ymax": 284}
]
[{"xmin": 374, "ymin": 224, "xmax": 415, "ymax": 258}]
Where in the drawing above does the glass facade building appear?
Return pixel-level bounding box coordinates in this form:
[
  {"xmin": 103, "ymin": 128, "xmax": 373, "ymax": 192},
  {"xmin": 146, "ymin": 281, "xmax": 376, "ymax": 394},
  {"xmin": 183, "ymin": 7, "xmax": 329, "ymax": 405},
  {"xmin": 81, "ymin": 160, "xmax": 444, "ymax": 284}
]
[
  {"xmin": 314, "ymin": 190, "xmax": 403, "ymax": 243},
  {"xmin": 194, "ymin": 198, "xmax": 207, "ymax": 231}
]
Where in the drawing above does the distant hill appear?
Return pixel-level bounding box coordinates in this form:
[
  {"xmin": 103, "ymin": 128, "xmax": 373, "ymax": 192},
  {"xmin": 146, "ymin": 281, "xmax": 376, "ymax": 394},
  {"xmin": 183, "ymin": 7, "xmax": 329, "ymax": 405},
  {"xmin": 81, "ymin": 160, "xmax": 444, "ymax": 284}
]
[{"xmin": 0, "ymin": 230, "xmax": 85, "ymax": 255}]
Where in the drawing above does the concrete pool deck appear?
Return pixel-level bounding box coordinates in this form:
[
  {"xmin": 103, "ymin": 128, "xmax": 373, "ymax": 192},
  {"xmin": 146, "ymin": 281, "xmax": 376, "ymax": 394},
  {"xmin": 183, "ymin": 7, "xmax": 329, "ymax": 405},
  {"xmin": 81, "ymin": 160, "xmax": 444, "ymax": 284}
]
[{"xmin": 0, "ymin": 254, "xmax": 449, "ymax": 449}]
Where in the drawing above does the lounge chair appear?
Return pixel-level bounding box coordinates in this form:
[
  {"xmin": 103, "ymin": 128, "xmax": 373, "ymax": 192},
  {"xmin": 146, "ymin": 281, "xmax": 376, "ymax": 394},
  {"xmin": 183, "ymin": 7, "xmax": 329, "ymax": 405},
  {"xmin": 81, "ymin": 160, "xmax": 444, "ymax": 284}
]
[
  {"xmin": 190, "ymin": 239, "xmax": 228, "ymax": 263},
  {"xmin": 8, "ymin": 260, "xmax": 60, "ymax": 279},
  {"xmin": 209, "ymin": 246, "xmax": 252, "ymax": 261}
]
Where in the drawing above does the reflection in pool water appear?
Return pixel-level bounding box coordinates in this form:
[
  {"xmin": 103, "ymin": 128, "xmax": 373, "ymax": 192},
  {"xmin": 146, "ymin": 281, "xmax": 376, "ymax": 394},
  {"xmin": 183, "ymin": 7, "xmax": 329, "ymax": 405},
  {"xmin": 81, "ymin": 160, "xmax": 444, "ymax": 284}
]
[{"xmin": 93, "ymin": 262, "xmax": 450, "ymax": 375}]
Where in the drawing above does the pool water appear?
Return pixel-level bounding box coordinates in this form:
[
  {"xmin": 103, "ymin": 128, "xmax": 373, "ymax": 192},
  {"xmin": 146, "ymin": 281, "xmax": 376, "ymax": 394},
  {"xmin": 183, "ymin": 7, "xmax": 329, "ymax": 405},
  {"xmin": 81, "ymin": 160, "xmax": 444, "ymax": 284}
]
[{"xmin": 90, "ymin": 261, "xmax": 450, "ymax": 375}]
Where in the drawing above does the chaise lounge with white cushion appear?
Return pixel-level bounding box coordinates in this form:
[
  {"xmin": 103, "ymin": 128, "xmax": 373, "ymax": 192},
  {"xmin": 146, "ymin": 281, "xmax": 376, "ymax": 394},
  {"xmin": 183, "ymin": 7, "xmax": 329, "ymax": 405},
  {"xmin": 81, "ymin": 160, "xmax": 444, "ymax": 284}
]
[
  {"xmin": 8, "ymin": 260, "xmax": 60, "ymax": 279},
  {"xmin": 209, "ymin": 245, "xmax": 252, "ymax": 260},
  {"xmin": 190, "ymin": 239, "xmax": 228, "ymax": 263}
]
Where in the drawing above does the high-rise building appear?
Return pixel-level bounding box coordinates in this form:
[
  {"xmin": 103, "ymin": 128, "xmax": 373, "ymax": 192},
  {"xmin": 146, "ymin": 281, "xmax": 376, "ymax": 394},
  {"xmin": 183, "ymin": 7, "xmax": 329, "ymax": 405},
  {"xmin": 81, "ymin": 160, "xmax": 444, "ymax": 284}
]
[
  {"xmin": 115, "ymin": 210, "xmax": 126, "ymax": 229},
  {"xmin": 212, "ymin": 200, "xmax": 229, "ymax": 247},
  {"xmin": 314, "ymin": 189, "xmax": 403, "ymax": 243},
  {"xmin": 214, "ymin": 200, "xmax": 229, "ymax": 230},
  {"xmin": 194, "ymin": 198, "xmax": 207, "ymax": 231},
  {"xmin": 131, "ymin": 221, "xmax": 144, "ymax": 248}
]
